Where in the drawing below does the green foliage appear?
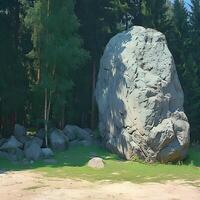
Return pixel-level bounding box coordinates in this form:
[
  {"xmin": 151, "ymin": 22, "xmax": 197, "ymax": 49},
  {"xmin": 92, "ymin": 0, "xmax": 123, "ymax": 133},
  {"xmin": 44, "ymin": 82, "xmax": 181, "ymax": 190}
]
[
  {"xmin": 170, "ymin": 0, "xmax": 189, "ymax": 65},
  {"xmin": 24, "ymin": 0, "xmax": 88, "ymax": 129},
  {"xmin": 187, "ymin": 0, "xmax": 200, "ymax": 141},
  {"xmin": 0, "ymin": 0, "xmax": 200, "ymax": 142},
  {"xmin": 168, "ymin": 0, "xmax": 200, "ymax": 142},
  {"xmin": 0, "ymin": 0, "xmax": 27, "ymax": 136},
  {"xmin": 190, "ymin": 0, "xmax": 200, "ymax": 62}
]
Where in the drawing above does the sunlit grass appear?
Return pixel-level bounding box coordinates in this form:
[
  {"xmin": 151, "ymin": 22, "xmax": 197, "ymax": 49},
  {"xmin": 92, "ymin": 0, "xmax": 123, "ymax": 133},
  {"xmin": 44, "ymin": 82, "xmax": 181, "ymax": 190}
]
[{"xmin": 0, "ymin": 144, "xmax": 200, "ymax": 184}]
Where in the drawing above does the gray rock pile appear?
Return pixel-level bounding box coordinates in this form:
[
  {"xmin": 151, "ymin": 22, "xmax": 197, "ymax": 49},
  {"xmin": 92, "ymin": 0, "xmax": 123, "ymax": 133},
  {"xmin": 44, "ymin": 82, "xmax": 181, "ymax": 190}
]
[
  {"xmin": 0, "ymin": 124, "xmax": 93, "ymax": 162},
  {"xmin": 63, "ymin": 125, "xmax": 93, "ymax": 146},
  {"xmin": 96, "ymin": 26, "xmax": 190, "ymax": 163},
  {"xmin": 0, "ymin": 124, "xmax": 55, "ymax": 162}
]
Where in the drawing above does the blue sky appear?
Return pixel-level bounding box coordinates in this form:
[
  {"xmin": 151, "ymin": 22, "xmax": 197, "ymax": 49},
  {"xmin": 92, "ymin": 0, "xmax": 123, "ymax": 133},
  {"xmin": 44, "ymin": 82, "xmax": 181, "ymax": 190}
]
[
  {"xmin": 185, "ymin": 0, "xmax": 191, "ymax": 9},
  {"xmin": 171, "ymin": 0, "xmax": 191, "ymax": 10}
]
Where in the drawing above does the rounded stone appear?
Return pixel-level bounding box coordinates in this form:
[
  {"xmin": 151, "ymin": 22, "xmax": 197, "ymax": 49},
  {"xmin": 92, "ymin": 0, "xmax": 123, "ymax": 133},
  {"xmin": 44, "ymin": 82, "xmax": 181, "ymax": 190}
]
[{"xmin": 88, "ymin": 157, "xmax": 105, "ymax": 169}]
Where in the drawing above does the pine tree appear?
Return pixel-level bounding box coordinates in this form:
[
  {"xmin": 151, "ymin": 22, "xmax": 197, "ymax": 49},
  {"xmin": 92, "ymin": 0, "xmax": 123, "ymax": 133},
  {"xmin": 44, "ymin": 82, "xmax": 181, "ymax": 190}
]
[
  {"xmin": 24, "ymin": 0, "xmax": 88, "ymax": 145},
  {"xmin": 128, "ymin": 0, "xmax": 143, "ymax": 26},
  {"xmin": 0, "ymin": 0, "xmax": 27, "ymax": 137},
  {"xmin": 75, "ymin": 0, "xmax": 115, "ymax": 129},
  {"xmin": 169, "ymin": 0, "xmax": 200, "ymax": 142},
  {"xmin": 75, "ymin": 0, "xmax": 144, "ymax": 129},
  {"xmin": 109, "ymin": 0, "xmax": 143, "ymax": 29},
  {"xmin": 141, "ymin": 0, "xmax": 173, "ymax": 35},
  {"xmin": 188, "ymin": 0, "xmax": 200, "ymax": 141},
  {"xmin": 171, "ymin": 1, "xmax": 191, "ymax": 136},
  {"xmin": 190, "ymin": 0, "xmax": 200, "ymax": 65},
  {"xmin": 171, "ymin": 0, "xmax": 189, "ymax": 66}
]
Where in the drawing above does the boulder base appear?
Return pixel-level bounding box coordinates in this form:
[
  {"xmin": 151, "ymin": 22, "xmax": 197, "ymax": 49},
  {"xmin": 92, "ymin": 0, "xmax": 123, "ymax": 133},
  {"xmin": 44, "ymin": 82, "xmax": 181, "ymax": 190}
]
[{"xmin": 96, "ymin": 26, "xmax": 190, "ymax": 163}]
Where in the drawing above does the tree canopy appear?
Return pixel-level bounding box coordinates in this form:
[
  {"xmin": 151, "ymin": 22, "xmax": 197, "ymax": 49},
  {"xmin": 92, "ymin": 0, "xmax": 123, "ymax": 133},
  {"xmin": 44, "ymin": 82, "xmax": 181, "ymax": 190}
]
[{"xmin": 0, "ymin": 0, "xmax": 200, "ymax": 142}]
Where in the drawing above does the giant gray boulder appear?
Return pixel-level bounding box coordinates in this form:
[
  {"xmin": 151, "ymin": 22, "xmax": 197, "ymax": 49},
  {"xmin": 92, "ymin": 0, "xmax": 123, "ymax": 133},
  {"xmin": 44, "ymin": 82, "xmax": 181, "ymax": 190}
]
[{"xmin": 96, "ymin": 26, "xmax": 190, "ymax": 163}]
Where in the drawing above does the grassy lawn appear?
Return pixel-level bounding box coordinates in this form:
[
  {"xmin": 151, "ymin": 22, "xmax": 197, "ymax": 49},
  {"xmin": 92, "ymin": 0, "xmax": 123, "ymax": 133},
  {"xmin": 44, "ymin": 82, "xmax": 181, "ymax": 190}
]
[{"xmin": 0, "ymin": 144, "xmax": 200, "ymax": 184}]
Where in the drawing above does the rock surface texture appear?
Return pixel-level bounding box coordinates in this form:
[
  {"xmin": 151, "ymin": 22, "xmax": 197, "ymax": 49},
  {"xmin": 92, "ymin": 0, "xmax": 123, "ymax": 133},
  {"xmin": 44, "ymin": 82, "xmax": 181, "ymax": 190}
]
[
  {"xmin": 88, "ymin": 157, "xmax": 105, "ymax": 169},
  {"xmin": 63, "ymin": 125, "xmax": 92, "ymax": 141},
  {"xmin": 96, "ymin": 26, "xmax": 190, "ymax": 163},
  {"xmin": 49, "ymin": 129, "xmax": 68, "ymax": 151}
]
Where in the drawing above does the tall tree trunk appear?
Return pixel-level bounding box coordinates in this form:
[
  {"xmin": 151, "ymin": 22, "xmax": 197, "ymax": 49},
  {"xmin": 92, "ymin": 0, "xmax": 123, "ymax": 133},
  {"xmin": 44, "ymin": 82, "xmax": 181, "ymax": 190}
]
[
  {"xmin": 44, "ymin": 0, "xmax": 51, "ymax": 148},
  {"xmin": 44, "ymin": 89, "xmax": 52, "ymax": 147},
  {"xmin": 59, "ymin": 104, "xmax": 65, "ymax": 129},
  {"xmin": 0, "ymin": 99, "xmax": 2, "ymax": 134},
  {"xmin": 44, "ymin": 88, "xmax": 48, "ymax": 147}
]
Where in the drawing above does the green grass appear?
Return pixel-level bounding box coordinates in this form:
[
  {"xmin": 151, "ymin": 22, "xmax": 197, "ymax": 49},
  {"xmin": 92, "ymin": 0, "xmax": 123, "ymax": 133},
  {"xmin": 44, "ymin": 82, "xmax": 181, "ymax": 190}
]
[{"xmin": 0, "ymin": 144, "xmax": 200, "ymax": 184}]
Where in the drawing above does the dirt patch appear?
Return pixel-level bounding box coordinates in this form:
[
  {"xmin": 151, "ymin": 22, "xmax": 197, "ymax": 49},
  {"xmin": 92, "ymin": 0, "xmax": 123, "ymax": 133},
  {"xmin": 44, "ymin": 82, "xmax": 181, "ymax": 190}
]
[{"xmin": 0, "ymin": 171, "xmax": 200, "ymax": 200}]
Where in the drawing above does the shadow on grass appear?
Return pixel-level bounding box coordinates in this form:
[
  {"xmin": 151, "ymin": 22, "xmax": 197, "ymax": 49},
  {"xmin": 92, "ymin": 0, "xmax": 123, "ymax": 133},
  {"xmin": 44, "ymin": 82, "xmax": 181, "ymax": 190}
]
[
  {"xmin": 0, "ymin": 144, "xmax": 200, "ymax": 174},
  {"xmin": 0, "ymin": 144, "xmax": 122, "ymax": 172},
  {"xmin": 184, "ymin": 147, "xmax": 200, "ymax": 167}
]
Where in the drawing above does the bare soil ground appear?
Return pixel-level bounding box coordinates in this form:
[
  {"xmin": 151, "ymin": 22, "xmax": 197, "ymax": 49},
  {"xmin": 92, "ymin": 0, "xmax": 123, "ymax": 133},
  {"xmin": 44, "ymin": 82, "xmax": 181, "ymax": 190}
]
[{"xmin": 0, "ymin": 171, "xmax": 200, "ymax": 200}]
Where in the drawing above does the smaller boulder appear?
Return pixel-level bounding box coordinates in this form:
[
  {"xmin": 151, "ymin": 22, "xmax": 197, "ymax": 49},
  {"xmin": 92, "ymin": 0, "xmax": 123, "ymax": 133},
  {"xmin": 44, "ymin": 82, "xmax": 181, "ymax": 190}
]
[
  {"xmin": 63, "ymin": 125, "xmax": 92, "ymax": 141},
  {"xmin": 49, "ymin": 129, "xmax": 68, "ymax": 151},
  {"xmin": 17, "ymin": 135, "xmax": 30, "ymax": 145},
  {"xmin": 24, "ymin": 142, "xmax": 42, "ymax": 161},
  {"xmin": 14, "ymin": 148, "xmax": 24, "ymax": 161},
  {"xmin": 0, "ymin": 138, "xmax": 6, "ymax": 147},
  {"xmin": 14, "ymin": 124, "xmax": 26, "ymax": 139},
  {"xmin": 32, "ymin": 137, "xmax": 43, "ymax": 147},
  {"xmin": 41, "ymin": 148, "xmax": 54, "ymax": 159},
  {"xmin": 0, "ymin": 151, "xmax": 9, "ymax": 160},
  {"xmin": 84, "ymin": 128, "xmax": 93, "ymax": 135},
  {"xmin": 0, "ymin": 136, "xmax": 23, "ymax": 150},
  {"xmin": 36, "ymin": 129, "xmax": 46, "ymax": 140},
  {"xmin": 88, "ymin": 157, "xmax": 105, "ymax": 169},
  {"xmin": 25, "ymin": 137, "xmax": 43, "ymax": 149},
  {"xmin": 0, "ymin": 148, "xmax": 24, "ymax": 162},
  {"xmin": 63, "ymin": 125, "xmax": 77, "ymax": 141}
]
